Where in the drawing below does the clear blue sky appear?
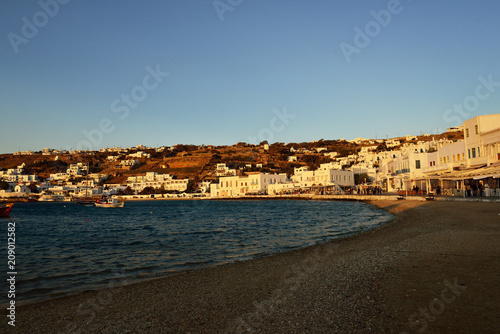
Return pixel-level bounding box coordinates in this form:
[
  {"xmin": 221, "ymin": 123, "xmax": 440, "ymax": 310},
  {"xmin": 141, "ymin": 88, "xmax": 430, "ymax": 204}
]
[{"xmin": 1, "ymin": 0, "xmax": 499, "ymax": 153}]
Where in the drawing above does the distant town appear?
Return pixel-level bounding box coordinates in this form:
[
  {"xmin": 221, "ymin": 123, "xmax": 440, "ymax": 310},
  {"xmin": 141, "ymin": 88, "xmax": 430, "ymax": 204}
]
[{"xmin": 1, "ymin": 114, "xmax": 499, "ymax": 201}]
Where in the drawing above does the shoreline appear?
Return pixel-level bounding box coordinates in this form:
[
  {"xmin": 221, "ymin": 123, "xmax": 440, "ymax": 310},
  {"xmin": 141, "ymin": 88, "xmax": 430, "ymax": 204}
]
[
  {"xmin": 5, "ymin": 193, "xmax": 500, "ymax": 204},
  {"xmin": 4, "ymin": 198, "xmax": 394, "ymax": 308},
  {"xmin": 3, "ymin": 200, "xmax": 499, "ymax": 333}
]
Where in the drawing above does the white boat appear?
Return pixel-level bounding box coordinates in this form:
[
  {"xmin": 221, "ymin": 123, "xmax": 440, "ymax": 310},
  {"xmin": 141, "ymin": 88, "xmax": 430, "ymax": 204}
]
[
  {"xmin": 39, "ymin": 194, "xmax": 65, "ymax": 202},
  {"xmin": 94, "ymin": 198, "xmax": 124, "ymax": 208}
]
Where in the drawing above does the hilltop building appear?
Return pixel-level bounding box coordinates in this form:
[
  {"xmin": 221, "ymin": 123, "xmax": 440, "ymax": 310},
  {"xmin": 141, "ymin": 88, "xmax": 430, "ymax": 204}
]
[{"xmin": 215, "ymin": 163, "xmax": 237, "ymax": 177}]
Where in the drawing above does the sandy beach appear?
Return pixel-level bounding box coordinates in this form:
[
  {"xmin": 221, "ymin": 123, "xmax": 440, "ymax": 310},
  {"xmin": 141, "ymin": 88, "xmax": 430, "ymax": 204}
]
[{"xmin": 3, "ymin": 200, "xmax": 499, "ymax": 333}]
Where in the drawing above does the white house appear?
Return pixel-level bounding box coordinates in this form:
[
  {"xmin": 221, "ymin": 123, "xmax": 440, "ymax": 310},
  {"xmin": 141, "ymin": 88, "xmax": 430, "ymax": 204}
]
[
  {"xmin": 386, "ymin": 139, "xmax": 401, "ymax": 148},
  {"xmin": 215, "ymin": 163, "xmax": 237, "ymax": 177},
  {"xmin": 424, "ymin": 141, "xmax": 466, "ymax": 174},
  {"xmin": 118, "ymin": 159, "xmax": 139, "ymax": 169},
  {"xmin": 292, "ymin": 165, "xmax": 354, "ymax": 188},
  {"xmin": 127, "ymin": 172, "xmax": 189, "ymax": 193},
  {"xmin": 14, "ymin": 184, "xmax": 31, "ymax": 193},
  {"xmin": 128, "ymin": 151, "xmax": 151, "ymax": 159}
]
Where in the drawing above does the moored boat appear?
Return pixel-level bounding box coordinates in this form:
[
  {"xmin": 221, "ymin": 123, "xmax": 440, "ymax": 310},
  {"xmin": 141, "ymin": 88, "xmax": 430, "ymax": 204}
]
[
  {"xmin": 76, "ymin": 198, "xmax": 96, "ymax": 206},
  {"xmin": 39, "ymin": 194, "xmax": 65, "ymax": 202},
  {"xmin": 0, "ymin": 203, "xmax": 14, "ymax": 217},
  {"xmin": 94, "ymin": 198, "xmax": 124, "ymax": 208}
]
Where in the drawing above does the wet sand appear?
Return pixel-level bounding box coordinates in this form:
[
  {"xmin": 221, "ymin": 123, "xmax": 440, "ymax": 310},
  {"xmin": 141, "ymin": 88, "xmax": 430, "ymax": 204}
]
[{"xmin": 3, "ymin": 200, "xmax": 499, "ymax": 333}]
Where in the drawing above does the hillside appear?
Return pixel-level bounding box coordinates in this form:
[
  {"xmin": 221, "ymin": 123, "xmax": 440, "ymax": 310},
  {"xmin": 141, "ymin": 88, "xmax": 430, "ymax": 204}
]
[{"xmin": 0, "ymin": 131, "xmax": 464, "ymax": 185}]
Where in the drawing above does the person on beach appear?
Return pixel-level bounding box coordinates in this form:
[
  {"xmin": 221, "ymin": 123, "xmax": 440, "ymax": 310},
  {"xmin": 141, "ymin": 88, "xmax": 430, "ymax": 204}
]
[
  {"xmin": 466, "ymin": 183, "xmax": 472, "ymax": 197},
  {"xmin": 436, "ymin": 185, "xmax": 441, "ymax": 195},
  {"xmin": 472, "ymin": 183, "xmax": 478, "ymax": 196},
  {"xmin": 478, "ymin": 183, "xmax": 483, "ymax": 197}
]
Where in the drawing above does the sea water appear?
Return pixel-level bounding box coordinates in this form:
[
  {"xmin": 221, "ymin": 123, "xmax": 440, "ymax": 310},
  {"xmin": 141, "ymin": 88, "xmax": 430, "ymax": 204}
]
[{"xmin": 1, "ymin": 200, "xmax": 392, "ymax": 305}]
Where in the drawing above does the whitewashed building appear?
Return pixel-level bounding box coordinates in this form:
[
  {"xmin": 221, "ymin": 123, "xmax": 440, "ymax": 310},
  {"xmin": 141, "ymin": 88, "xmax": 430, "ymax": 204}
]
[
  {"xmin": 127, "ymin": 172, "xmax": 189, "ymax": 193},
  {"xmin": 211, "ymin": 172, "xmax": 287, "ymax": 197},
  {"xmin": 290, "ymin": 164, "xmax": 354, "ymax": 188},
  {"xmin": 215, "ymin": 163, "xmax": 237, "ymax": 177},
  {"xmin": 464, "ymin": 114, "xmax": 500, "ymax": 167}
]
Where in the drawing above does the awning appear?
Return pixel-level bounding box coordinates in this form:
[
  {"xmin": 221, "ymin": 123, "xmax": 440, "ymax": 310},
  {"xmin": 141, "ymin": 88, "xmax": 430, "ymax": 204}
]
[{"xmin": 437, "ymin": 165, "xmax": 500, "ymax": 181}]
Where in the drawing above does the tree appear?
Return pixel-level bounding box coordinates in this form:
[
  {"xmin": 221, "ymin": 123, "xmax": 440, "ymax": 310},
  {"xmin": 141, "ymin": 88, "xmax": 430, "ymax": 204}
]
[
  {"xmin": 140, "ymin": 187, "xmax": 155, "ymax": 195},
  {"xmin": 155, "ymin": 185, "xmax": 166, "ymax": 194},
  {"xmin": 354, "ymin": 173, "xmax": 370, "ymax": 185},
  {"xmin": 0, "ymin": 181, "xmax": 9, "ymax": 191},
  {"xmin": 124, "ymin": 186, "xmax": 133, "ymax": 195},
  {"xmin": 28, "ymin": 183, "xmax": 39, "ymax": 193},
  {"xmin": 186, "ymin": 179, "xmax": 199, "ymax": 193},
  {"xmin": 209, "ymin": 154, "xmax": 222, "ymax": 165}
]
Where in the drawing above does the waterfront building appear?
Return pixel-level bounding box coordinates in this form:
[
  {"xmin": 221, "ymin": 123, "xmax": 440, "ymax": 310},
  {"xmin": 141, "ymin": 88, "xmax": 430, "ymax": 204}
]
[
  {"xmin": 290, "ymin": 165, "xmax": 354, "ymax": 189},
  {"xmin": 464, "ymin": 114, "xmax": 500, "ymax": 167},
  {"xmin": 211, "ymin": 172, "xmax": 287, "ymax": 197}
]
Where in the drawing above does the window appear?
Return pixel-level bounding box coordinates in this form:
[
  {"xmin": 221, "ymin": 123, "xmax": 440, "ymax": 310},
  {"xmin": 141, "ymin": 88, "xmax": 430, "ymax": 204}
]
[
  {"xmin": 453, "ymin": 155, "xmax": 456, "ymax": 162},
  {"xmin": 466, "ymin": 128, "xmax": 469, "ymax": 137},
  {"xmin": 468, "ymin": 149, "xmax": 471, "ymax": 159},
  {"xmin": 415, "ymin": 160, "xmax": 421, "ymax": 169},
  {"xmin": 472, "ymin": 148, "xmax": 476, "ymax": 158},
  {"xmin": 477, "ymin": 147, "xmax": 480, "ymax": 156},
  {"xmin": 475, "ymin": 124, "xmax": 478, "ymax": 134},
  {"xmin": 462, "ymin": 153, "xmax": 465, "ymax": 160},
  {"xmin": 439, "ymin": 157, "xmax": 442, "ymax": 164}
]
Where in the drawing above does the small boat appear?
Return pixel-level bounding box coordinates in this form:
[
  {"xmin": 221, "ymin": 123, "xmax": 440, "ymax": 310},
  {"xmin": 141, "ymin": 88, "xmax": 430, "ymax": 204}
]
[
  {"xmin": 39, "ymin": 194, "xmax": 65, "ymax": 202},
  {"xmin": 77, "ymin": 164, "xmax": 95, "ymax": 207},
  {"xmin": 76, "ymin": 199, "xmax": 96, "ymax": 206},
  {"xmin": 94, "ymin": 198, "xmax": 124, "ymax": 208},
  {"xmin": 0, "ymin": 203, "xmax": 14, "ymax": 218}
]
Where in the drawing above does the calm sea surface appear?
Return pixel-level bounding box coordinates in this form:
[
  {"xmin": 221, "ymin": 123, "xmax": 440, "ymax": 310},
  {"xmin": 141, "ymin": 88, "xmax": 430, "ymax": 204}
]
[{"xmin": 1, "ymin": 200, "xmax": 392, "ymax": 306}]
